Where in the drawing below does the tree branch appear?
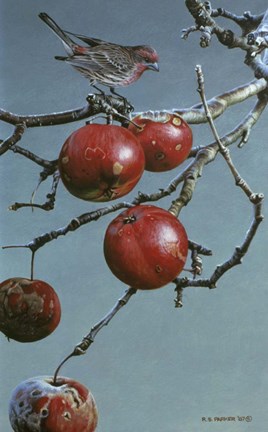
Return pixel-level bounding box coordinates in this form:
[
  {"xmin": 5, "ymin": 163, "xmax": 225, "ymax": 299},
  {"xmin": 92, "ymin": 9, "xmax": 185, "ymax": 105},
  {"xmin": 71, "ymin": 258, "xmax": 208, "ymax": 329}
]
[
  {"xmin": 9, "ymin": 171, "xmax": 60, "ymax": 212},
  {"xmin": 4, "ymin": 76, "xmax": 267, "ymax": 251},
  {"xmin": 0, "ymin": 94, "xmax": 133, "ymax": 129},
  {"xmin": 175, "ymin": 194, "xmax": 263, "ymax": 292},
  {"xmin": 133, "ymin": 78, "xmax": 267, "ymax": 125},
  {"xmin": 183, "ymin": 0, "xmax": 266, "ymax": 53},
  {"xmin": 211, "ymin": 8, "xmax": 264, "ymax": 36},
  {"xmin": 10, "ymin": 145, "xmax": 58, "ymax": 170},
  {"xmin": 53, "ymin": 287, "xmax": 137, "ymax": 383},
  {"xmin": 0, "ymin": 79, "xmax": 266, "ymax": 146},
  {"xmin": 173, "ymin": 64, "xmax": 264, "ymax": 300},
  {"xmin": 2, "ymin": 202, "xmax": 135, "ymax": 253},
  {"xmin": 0, "ymin": 124, "xmax": 26, "ymax": 155}
]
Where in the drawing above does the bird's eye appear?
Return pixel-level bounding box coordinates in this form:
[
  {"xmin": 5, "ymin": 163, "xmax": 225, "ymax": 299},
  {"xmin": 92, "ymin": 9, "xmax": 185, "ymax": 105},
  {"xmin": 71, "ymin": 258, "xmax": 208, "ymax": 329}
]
[{"xmin": 145, "ymin": 57, "xmax": 150, "ymax": 62}]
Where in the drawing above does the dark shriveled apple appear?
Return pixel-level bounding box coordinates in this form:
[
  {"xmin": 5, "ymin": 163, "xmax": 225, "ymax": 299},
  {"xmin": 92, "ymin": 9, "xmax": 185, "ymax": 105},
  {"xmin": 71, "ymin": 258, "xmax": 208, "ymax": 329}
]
[{"xmin": 0, "ymin": 278, "xmax": 61, "ymax": 343}]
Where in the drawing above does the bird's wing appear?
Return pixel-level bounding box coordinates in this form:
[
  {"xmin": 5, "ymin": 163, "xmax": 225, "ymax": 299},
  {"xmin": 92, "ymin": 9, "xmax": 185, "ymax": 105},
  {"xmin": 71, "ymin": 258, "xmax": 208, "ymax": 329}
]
[
  {"xmin": 65, "ymin": 46, "xmax": 132, "ymax": 73},
  {"xmin": 64, "ymin": 55, "xmax": 102, "ymax": 71},
  {"xmin": 64, "ymin": 30, "xmax": 114, "ymax": 47}
]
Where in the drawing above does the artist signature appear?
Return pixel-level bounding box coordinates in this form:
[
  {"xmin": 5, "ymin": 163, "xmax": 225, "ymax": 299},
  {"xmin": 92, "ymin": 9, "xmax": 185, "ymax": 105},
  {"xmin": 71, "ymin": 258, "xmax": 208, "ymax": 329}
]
[{"xmin": 202, "ymin": 416, "xmax": 252, "ymax": 422}]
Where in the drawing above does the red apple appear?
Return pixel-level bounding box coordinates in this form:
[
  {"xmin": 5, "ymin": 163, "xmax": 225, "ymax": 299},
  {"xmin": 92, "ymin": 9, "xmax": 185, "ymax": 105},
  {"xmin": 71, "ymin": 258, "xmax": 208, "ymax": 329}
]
[
  {"xmin": 58, "ymin": 124, "xmax": 145, "ymax": 202},
  {"xmin": 104, "ymin": 205, "xmax": 188, "ymax": 289},
  {"xmin": 128, "ymin": 113, "xmax": 193, "ymax": 172},
  {"xmin": 0, "ymin": 278, "xmax": 61, "ymax": 342},
  {"xmin": 9, "ymin": 376, "xmax": 98, "ymax": 432}
]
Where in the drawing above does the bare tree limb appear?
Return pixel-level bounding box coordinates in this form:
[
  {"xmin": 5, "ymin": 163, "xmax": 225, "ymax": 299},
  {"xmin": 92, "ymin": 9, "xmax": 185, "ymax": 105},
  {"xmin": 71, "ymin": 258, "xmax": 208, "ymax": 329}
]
[
  {"xmin": 0, "ymin": 79, "xmax": 266, "ymax": 145},
  {"xmin": 183, "ymin": 0, "xmax": 266, "ymax": 53},
  {"xmin": 0, "ymin": 124, "xmax": 26, "ymax": 155},
  {"xmin": 4, "ymin": 77, "xmax": 267, "ymax": 250},
  {"xmin": 211, "ymin": 7, "xmax": 264, "ymax": 37},
  {"xmin": 53, "ymin": 287, "xmax": 137, "ymax": 383},
  {"xmin": 10, "ymin": 145, "xmax": 58, "ymax": 169},
  {"xmin": 133, "ymin": 78, "xmax": 267, "ymax": 124},
  {"xmin": 2, "ymin": 202, "xmax": 135, "ymax": 253},
  {"xmin": 0, "ymin": 94, "xmax": 132, "ymax": 129},
  {"xmin": 9, "ymin": 171, "xmax": 60, "ymax": 212},
  {"xmin": 173, "ymin": 64, "xmax": 264, "ymax": 298}
]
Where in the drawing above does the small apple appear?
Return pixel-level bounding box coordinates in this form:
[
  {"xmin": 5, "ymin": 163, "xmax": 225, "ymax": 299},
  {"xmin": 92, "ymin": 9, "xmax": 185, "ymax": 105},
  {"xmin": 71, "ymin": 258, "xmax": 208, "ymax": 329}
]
[
  {"xmin": 0, "ymin": 278, "xmax": 61, "ymax": 342},
  {"xmin": 104, "ymin": 205, "xmax": 188, "ymax": 289},
  {"xmin": 9, "ymin": 376, "xmax": 98, "ymax": 432},
  {"xmin": 58, "ymin": 124, "xmax": 145, "ymax": 201},
  {"xmin": 129, "ymin": 113, "xmax": 193, "ymax": 172}
]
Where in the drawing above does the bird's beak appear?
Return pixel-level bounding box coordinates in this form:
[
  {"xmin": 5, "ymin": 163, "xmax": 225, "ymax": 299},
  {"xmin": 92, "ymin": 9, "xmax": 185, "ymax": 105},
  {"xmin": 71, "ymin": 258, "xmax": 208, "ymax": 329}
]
[{"xmin": 147, "ymin": 62, "xmax": 159, "ymax": 72}]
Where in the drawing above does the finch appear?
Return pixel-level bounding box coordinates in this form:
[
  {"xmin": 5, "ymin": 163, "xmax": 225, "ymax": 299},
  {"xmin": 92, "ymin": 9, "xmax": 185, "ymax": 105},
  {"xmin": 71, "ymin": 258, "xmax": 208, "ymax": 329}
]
[{"xmin": 39, "ymin": 13, "xmax": 159, "ymax": 92}]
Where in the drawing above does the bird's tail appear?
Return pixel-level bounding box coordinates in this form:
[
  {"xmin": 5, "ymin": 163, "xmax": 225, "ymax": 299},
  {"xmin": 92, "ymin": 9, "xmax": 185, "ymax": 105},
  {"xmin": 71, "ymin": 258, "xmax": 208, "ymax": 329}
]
[{"xmin": 39, "ymin": 12, "xmax": 75, "ymax": 56}]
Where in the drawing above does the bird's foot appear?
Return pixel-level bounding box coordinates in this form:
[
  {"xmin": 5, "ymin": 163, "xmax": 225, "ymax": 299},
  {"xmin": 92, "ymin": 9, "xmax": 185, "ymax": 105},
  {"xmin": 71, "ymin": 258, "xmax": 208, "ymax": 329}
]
[{"xmin": 110, "ymin": 88, "xmax": 134, "ymax": 113}]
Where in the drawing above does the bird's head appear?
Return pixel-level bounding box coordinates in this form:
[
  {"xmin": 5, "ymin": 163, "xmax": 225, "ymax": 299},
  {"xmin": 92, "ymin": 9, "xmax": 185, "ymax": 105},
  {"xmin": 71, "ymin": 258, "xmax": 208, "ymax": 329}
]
[{"xmin": 133, "ymin": 46, "xmax": 159, "ymax": 72}]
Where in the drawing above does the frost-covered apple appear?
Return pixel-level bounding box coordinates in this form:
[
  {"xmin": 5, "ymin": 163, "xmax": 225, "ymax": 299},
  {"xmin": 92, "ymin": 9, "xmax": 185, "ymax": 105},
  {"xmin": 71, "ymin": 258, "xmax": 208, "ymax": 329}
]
[{"xmin": 9, "ymin": 376, "xmax": 98, "ymax": 432}]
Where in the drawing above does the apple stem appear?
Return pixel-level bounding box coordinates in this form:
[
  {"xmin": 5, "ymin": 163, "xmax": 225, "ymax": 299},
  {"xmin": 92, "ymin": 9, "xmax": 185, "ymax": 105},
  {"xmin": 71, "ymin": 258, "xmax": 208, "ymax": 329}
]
[
  {"xmin": 53, "ymin": 352, "xmax": 75, "ymax": 385},
  {"xmin": 30, "ymin": 251, "xmax": 35, "ymax": 280}
]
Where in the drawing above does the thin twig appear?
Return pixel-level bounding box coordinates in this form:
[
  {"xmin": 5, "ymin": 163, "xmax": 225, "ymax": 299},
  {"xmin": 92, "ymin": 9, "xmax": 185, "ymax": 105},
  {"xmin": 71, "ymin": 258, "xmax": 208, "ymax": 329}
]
[
  {"xmin": 2, "ymin": 202, "xmax": 134, "ymax": 252},
  {"xmin": 53, "ymin": 287, "xmax": 137, "ymax": 383},
  {"xmin": 10, "ymin": 145, "xmax": 58, "ymax": 169},
  {"xmin": 9, "ymin": 171, "xmax": 60, "ymax": 212},
  {"xmin": 196, "ymin": 65, "xmax": 264, "ymax": 199},
  {"xmin": 0, "ymin": 124, "xmax": 26, "ymax": 155},
  {"xmin": 173, "ymin": 64, "xmax": 265, "ymax": 293}
]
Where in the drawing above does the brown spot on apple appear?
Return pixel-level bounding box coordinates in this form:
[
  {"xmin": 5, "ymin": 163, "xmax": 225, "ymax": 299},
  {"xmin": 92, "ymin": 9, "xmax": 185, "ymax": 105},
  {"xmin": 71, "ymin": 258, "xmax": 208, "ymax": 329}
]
[
  {"xmin": 172, "ymin": 116, "xmax": 182, "ymax": 126},
  {"xmin": 175, "ymin": 144, "xmax": 182, "ymax": 151},
  {"xmin": 155, "ymin": 152, "xmax": 165, "ymax": 160},
  {"xmin": 136, "ymin": 123, "xmax": 146, "ymax": 132},
  {"xmin": 113, "ymin": 161, "xmax": 123, "ymax": 175},
  {"xmin": 61, "ymin": 156, "xmax": 69, "ymax": 164},
  {"xmin": 155, "ymin": 265, "xmax": 163, "ymax": 273},
  {"xmin": 165, "ymin": 241, "xmax": 187, "ymax": 262}
]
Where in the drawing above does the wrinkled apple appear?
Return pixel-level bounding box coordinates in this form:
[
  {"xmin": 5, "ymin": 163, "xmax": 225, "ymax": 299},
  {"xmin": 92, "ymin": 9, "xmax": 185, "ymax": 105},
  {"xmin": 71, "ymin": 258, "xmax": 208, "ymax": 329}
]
[
  {"xmin": 0, "ymin": 278, "xmax": 61, "ymax": 342},
  {"xmin": 9, "ymin": 376, "xmax": 98, "ymax": 432}
]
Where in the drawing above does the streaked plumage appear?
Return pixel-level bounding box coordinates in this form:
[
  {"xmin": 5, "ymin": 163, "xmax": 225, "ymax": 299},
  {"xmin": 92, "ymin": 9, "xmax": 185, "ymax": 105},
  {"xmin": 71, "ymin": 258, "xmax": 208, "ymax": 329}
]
[{"xmin": 39, "ymin": 13, "xmax": 159, "ymax": 90}]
